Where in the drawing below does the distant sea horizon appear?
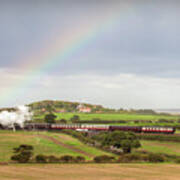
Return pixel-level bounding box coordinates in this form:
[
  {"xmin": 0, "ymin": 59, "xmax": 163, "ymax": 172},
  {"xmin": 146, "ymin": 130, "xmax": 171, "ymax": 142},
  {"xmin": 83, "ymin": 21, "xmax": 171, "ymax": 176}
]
[{"xmin": 155, "ymin": 109, "xmax": 180, "ymax": 115}]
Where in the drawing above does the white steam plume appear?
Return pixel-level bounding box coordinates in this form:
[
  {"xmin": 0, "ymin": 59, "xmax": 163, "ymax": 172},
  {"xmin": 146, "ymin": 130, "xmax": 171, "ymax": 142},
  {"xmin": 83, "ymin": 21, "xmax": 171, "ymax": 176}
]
[{"xmin": 0, "ymin": 106, "xmax": 33, "ymax": 130}]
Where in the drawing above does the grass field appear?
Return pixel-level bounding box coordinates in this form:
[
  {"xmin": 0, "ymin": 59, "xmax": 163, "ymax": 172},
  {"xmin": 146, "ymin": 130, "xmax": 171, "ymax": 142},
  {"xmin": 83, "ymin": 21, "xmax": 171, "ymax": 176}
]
[
  {"xmin": 0, "ymin": 164, "xmax": 180, "ymax": 180},
  {"xmin": 0, "ymin": 131, "xmax": 111, "ymax": 162},
  {"xmin": 47, "ymin": 132, "xmax": 112, "ymax": 158},
  {"xmin": 35, "ymin": 113, "xmax": 180, "ymax": 122},
  {"xmin": 139, "ymin": 140, "xmax": 180, "ymax": 156},
  {"xmin": 54, "ymin": 113, "xmax": 180, "ymax": 121}
]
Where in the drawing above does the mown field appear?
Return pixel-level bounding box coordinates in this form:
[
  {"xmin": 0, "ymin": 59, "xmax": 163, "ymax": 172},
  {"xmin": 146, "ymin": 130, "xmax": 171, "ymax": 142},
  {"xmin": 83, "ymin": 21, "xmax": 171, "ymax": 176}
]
[
  {"xmin": 0, "ymin": 164, "xmax": 180, "ymax": 180},
  {"xmin": 0, "ymin": 131, "xmax": 112, "ymax": 162},
  {"xmin": 52, "ymin": 113, "xmax": 180, "ymax": 121},
  {"xmin": 139, "ymin": 140, "xmax": 180, "ymax": 156}
]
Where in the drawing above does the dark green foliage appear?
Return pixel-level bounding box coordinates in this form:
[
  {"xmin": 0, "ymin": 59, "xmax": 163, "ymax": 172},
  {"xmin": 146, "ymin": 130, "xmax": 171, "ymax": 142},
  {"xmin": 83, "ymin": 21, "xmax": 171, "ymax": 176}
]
[
  {"xmin": 118, "ymin": 153, "xmax": 149, "ymax": 163},
  {"xmin": 101, "ymin": 131, "xmax": 141, "ymax": 153},
  {"xmin": 44, "ymin": 113, "xmax": 57, "ymax": 124},
  {"xmin": 158, "ymin": 119, "xmax": 174, "ymax": 123},
  {"xmin": 47, "ymin": 155, "xmax": 60, "ymax": 163},
  {"xmin": 35, "ymin": 154, "xmax": 48, "ymax": 163},
  {"xmin": 94, "ymin": 155, "xmax": 115, "ymax": 163},
  {"xmin": 35, "ymin": 155, "xmax": 85, "ymax": 163},
  {"xmin": 11, "ymin": 145, "xmax": 33, "ymax": 163},
  {"xmin": 70, "ymin": 115, "xmax": 80, "ymax": 123},
  {"xmin": 59, "ymin": 119, "xmax": 67, "ymax": 124},
  {"xmin": 117, "ymin": 152, "xmax": 166, "ymax": 163},
  {"xmin": 75, "ymin": 156, "xmax": 85, "ymax": 163},
  {"xmin": 46, "ymin": 104, "xmax": 55, "ymax": 113},
  {"xmin": 118, "ymin": 154, "xmax": 140, "ymax": 163},
  {"xmin": 29, "ymin": 100, "xmax": 110, "ymax": 114},
  {"xmin": 13, "ymin": 144, "xmax": 33, "ymax": 153},
  {"xmin": 175, "ymin": 158, "xmax": 180, "ymax": 163},
  {"xmin": 59, "ymin": 155, "xmax": 75, "ymax": 163},
  {"xmin": 147, "ymin": 153, "xmax": 165, "ymax": 162}
]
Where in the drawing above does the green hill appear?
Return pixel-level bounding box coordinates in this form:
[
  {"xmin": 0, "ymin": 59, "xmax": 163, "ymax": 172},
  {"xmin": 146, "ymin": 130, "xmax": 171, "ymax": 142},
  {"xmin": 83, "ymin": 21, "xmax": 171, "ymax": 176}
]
[{"xmin": 29, "ymin": 100, "xmax": 111, "ymax": 114}]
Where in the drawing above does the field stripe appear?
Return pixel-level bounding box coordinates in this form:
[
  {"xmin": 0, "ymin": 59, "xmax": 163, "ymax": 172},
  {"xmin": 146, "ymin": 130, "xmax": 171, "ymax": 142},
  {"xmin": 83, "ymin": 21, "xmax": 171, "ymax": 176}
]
[{"xmin": 38, "ymin": 135, "xmax": 94, "ymax": 158}]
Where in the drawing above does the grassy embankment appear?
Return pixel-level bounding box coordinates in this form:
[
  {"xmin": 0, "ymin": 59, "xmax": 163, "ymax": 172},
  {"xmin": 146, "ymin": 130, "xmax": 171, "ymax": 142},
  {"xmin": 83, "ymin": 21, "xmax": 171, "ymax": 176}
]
[{"xmin": 0, "ymin": 131, "xmax": 112, "ymax": 162}]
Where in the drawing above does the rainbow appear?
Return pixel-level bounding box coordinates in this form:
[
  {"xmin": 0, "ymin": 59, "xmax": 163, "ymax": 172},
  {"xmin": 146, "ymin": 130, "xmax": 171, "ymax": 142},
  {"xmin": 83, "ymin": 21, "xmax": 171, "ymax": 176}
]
[{"xmin": 1, "ymin": 3, "xmax": 133, "ymax": 106}]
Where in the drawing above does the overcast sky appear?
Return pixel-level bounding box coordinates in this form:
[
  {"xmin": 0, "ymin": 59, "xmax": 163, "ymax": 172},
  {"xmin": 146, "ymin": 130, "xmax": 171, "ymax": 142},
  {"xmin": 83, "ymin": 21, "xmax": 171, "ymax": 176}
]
[{"xmin": 0, "ymin": 0, "xmax": 180, "ymax": 109}]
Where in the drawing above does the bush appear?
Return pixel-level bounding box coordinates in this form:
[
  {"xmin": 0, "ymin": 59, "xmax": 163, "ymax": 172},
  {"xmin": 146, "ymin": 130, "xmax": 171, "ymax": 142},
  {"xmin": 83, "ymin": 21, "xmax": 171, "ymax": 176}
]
[
  {"xmin": 118, "ymin": 154, "xmax": 146, "ymax": 163},
  {"xmin": 35, "ymin": 155, "xmax": 85, "ymax": 163},
  {"xmin": 48, "ymin": 155, "xmax": 60, "ymax": 163},
  {"xmin": 117, "ymin": 153, "xmax": 166, "ymax": 163},
  {"xmin": 44, "ymin": 113, "xmax": 57, "ymax": 124},
  {"xmin": 147, "ymin": 153, "xmax": 165, "ymax": 163},
  {"xmin": 60, "ymin": 155, "xmax": 75, "ymax": 163},
  {"xmin": 70, "ymin": 115, "xmax": 80, "ymax": 123},
  {"xmin": 59, "ymin": 119, "xmax": 67, "ymax": 124},
  {"xmin": 75, "ymin": 156, "xmax": 85, "ymax": 163},
  {"xmin": 35, "ymin": 154, "xmax": 48, "ymax": 163},
  {"xmin": 11, "ymin": 151, "xmax": 33, "ymax": 163},
  {"xmin": 94, "ymin": 155, "xmax": 115, "ymax": 163},
  {"xmin": 175, "ymin": 158, "xmax": 180, "ymax": 164},
  {"xmin": 11, "ymin": 145, "xmax": 34, "ymax": 163}
]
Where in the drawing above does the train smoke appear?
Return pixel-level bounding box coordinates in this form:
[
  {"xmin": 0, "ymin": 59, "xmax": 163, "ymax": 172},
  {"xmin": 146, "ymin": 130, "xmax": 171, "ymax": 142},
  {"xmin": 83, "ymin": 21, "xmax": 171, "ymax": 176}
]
[{"xmin": 0, "ymin": 106, "xmax": 33, "ymax": 131}]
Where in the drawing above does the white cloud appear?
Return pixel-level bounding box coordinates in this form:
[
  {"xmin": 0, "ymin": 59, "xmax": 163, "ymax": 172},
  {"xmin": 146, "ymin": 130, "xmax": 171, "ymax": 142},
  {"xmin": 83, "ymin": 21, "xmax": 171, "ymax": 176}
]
[{"xmin": 0, "ymin": 68, "xmax": 180, "ymax": 109}]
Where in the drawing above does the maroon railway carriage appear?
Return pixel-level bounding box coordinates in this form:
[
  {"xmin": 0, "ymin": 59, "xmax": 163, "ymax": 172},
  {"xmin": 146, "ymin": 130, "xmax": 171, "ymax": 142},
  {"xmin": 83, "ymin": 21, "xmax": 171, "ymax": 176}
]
[{"xmin": 109, "ymin": 126, "xmax": 142, "ymax": 133}]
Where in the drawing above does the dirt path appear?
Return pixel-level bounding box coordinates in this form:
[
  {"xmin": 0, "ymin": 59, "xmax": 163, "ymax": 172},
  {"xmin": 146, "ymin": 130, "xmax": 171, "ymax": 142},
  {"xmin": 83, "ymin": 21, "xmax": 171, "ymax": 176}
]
[{"xmin": 38, "ymin": 134, "xmax": 94, "ymax": 158}]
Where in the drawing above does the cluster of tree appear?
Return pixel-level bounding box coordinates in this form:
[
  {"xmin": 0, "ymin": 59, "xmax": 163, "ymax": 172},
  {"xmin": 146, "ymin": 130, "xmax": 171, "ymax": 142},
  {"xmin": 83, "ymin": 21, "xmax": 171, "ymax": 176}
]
[
  {"xmin": 62, "ymin": 130, "xmax": 141, "ymax": 154},
  {"xmin": 92, "ymin": 131, "xmax": 141, "ymax": 153},
  {"xmin": 44, "ymin": 113, "xmax": 57, "ymax": 124}
]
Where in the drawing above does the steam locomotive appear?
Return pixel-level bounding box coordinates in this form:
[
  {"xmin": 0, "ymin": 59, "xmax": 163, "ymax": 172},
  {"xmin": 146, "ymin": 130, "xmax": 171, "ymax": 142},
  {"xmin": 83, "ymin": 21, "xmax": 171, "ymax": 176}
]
[{"xmin": 24, "ymin": 123, "xmax": 176, "ymax": 134}]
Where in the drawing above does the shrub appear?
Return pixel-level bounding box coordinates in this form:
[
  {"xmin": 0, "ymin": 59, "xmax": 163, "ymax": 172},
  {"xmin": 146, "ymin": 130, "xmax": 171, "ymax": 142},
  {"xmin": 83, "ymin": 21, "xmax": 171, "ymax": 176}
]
[
  {"xmin": 44, "ymin": 113, "xmax": 57, "ymax": 124},
  {"xmin": 118, "ymin": 154, "xmax": 145, "ymax": 163},
  {"xmin": 60, "ymin": 155, "xmax": 75, "ymax": 163},
  {"xmin": 11, "ymin": 145, "xmax": 34, "ymax": 163},
  {"xmin": 94, "ymin": 155, "xmax": 115, "ymax": 163},
  {"xmin": 59, "ymin": 119, "xmax": 67, "ymax": 124},
  {"xmin": 35, "ymin": 154, "xmax": 48, "ymax": 163},
  {"xmin": 11, "ymin": 151, "xmax": 33, "ymax": 163},
  {"xmin": 147, "ymin": 153, "xmax": 165, "ymax": 163},
  {"xmin": 75, "ymin": 156, "xmax": 85, "ymax": 163},
  {"xmin": 48, "ymin": 155, "xmax": 60, "ymax": 163},
  {"xmin": 70, "ymin": 115, "xmax": 80, "ymax": 123},
  {"xmin": 175, "ymin": 158, "xmax": 180, "ymax": 164}
]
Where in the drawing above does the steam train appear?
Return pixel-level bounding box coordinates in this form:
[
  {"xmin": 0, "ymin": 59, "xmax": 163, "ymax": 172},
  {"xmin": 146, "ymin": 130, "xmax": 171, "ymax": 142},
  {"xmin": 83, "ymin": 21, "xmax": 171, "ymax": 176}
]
[{"xmin": 24, "ymin": 123, "xmax": 176, "ymax": 134}]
